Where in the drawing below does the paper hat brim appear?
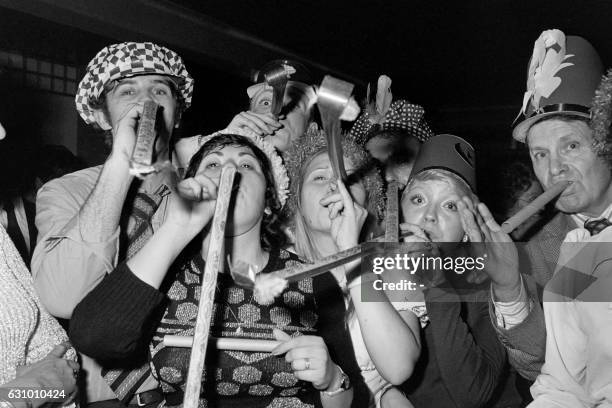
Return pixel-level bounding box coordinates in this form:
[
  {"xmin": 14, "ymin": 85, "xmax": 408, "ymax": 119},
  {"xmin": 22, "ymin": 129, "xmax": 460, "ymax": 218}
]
[
  {"xmin": 409, "ymin": 134, "xmax": 477, "ymax": 192},
  {"xmin": 512, "ymin": 107, "xmax": 590, "ymax": 144}
]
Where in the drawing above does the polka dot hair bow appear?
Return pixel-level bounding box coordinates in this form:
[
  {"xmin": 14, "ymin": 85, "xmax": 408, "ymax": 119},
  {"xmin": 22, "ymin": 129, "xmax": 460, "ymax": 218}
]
[{"xmin": 350, "ymin": 75, "xmax": 433, "ymax": 145}]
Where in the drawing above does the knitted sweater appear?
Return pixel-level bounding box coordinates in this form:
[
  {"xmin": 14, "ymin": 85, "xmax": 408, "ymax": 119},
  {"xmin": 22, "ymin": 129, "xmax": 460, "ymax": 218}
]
[
  {"xmin": 70, "ymin": 248, "xmax": 369, "ymax": 408},
  {"xmin": 0, "ymin": 225, "xmax": 72, "ymax": 384}
]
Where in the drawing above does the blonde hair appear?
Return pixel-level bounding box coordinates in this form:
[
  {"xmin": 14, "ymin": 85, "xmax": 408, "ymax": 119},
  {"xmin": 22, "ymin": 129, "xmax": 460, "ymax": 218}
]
[
  {"xmin": 292, "ymin": 149, "xmax": 334, "ymax": 261},
  {"xmin": 402, "ymin": 169, "xmax": 477, "ymax": 242},
  {"xmin": 405, "ymin": 168, "xmax": 476, "ymax": 201}
]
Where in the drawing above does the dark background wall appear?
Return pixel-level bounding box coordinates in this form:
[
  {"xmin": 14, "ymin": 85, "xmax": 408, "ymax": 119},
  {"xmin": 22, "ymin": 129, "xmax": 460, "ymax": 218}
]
[{"xmin": 0, "ymin": 0, "xmax": 611, "ymax": 196}]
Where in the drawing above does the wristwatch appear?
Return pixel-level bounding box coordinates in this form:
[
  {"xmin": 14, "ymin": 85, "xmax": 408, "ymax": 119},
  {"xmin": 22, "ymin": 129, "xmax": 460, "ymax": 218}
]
[{"xmin": 322, "ymin": 365, "xmax": 351, "ymax": 397}]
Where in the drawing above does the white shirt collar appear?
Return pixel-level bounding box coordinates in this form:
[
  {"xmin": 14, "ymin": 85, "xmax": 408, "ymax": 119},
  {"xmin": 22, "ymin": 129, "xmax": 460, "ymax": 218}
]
[{"xmin": 571, "ymin": 202, "xmax": 612, "ymax": 227}]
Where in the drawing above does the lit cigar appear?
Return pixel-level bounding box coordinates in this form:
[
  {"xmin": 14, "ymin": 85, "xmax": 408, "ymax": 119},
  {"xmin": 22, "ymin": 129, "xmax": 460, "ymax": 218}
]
[
  {"xmin": 129, "ymin": 100, "xmax": 159, "ymax": 178},
  {"xmin": 164, "ymin": 335, "xmax": 280, "ymax": 352},
  {"xmin": 501, "ymin": 180, "xmax": 572, "ymax": 234}
]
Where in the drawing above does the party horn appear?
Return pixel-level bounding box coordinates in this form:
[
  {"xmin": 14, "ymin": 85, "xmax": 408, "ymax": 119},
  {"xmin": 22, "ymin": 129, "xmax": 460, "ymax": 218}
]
[
  {"xmin": 264, "ymin": 64, "xmax": 295, "ymax": 117},
  {"xmin": 183, "ymin": 165, "xmax": 236, "ymax": 408},
  {"xmin": 129, "ymin": 100, "xmax": 159, "ymax": 178},
  {"xmin": 501, "ymin": 180, "xmax": 572, "ymax": 234},
  {"xmin": 385, "ymin": 181, "xmax": 400, "ymax": 242},
  {"xmin": 164, "ymin": 335, "xmax": 280, "ymax": 352},
  {"xmin": 317, "ymin": 75, "xmax": 360, "ymax": 181}
]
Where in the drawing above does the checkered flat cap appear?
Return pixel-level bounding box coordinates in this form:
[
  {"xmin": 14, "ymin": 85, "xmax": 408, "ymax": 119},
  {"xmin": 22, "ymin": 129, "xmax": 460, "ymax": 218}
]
[{"xmin": 75, "ymin": 42, "xmax": 194, "ymax": 124}]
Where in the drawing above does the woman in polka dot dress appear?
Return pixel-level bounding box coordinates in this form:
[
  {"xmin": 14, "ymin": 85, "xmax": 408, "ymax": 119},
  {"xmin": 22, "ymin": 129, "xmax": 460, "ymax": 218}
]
[{"xmin": 69, "ymin": 132, "xmax": 356, "ymax": 408}]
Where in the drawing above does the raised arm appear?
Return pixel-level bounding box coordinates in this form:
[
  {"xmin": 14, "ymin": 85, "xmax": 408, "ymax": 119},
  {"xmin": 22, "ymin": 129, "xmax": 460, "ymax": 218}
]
[
  {"xmin": 348, "ymin": 269, "xmax": 421, "ymax": 384},
  {"xmin": 32, "ymin": 104, "xmax": 144, "ymax": 319},
  {"xmin": 331, "ymin": 181, "xmax": 421, "ymax": 384},
  {"xmin": 458, "ymin": 198, "xmax": 547, "ymax": 380},
  {"xmin": 70, "ymin": 174, "xmax": 218, "ymax": 361},
  {"xmin": 31, "ymin": 165, "xmax": 128, "ymax": 319},
  {"xmin": 489, "ymin": 274, "xmax": 546, "ymax": 381}
]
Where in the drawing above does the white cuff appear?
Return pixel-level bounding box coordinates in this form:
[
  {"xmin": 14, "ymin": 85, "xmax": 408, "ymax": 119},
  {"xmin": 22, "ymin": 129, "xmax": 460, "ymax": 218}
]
[{"xmin": 492, "ymin": 275, "xmax": 533, "ymax": 329}]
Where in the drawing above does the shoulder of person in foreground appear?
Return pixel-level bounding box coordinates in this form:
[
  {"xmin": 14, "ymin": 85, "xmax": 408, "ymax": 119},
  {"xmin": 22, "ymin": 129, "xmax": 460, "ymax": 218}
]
[{"xmin": 31, "ymin": 166, "xmax": 123, "ymax": 319}]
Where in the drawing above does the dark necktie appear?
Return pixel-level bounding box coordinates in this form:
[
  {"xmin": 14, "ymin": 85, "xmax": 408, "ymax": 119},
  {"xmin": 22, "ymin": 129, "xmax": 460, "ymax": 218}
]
[
  {"xmin": 102, "ymin": 184, "xmax": 169, "ymax": 404},
  {"xmin": 584, "ymin": 218, "xmax": 612, "ymax": 236}
]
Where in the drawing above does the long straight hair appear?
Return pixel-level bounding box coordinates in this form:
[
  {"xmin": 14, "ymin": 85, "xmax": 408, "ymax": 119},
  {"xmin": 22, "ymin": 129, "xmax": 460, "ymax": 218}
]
[{"xmin": 292, "ymin": 149, "xmax": 329, "ymax": 261}]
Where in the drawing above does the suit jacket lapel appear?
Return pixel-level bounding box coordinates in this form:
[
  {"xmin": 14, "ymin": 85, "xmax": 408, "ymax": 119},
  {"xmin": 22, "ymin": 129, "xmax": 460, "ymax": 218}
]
[{"xmin": 532, "ymin": 213, "xmax": 575, "ymax": 284}]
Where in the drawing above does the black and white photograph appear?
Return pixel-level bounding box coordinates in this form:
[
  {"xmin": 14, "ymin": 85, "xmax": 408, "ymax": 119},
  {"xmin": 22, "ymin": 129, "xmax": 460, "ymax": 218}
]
[{"xmin": 1, "ymin": 1, "xmax": 612, "ymax": 407}]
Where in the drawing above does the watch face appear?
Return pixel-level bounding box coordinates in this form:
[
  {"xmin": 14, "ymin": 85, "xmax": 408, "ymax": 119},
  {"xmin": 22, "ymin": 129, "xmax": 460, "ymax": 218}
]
[{"xmin": 323, "ymin": 370, "xmax": 351, "ymax": 396}]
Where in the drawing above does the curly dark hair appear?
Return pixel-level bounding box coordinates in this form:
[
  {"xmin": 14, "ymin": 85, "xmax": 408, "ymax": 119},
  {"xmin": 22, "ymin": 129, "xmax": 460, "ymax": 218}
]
[{"xmin": 184, "ymin": 133, "xmax": 286, "ymax": 251}]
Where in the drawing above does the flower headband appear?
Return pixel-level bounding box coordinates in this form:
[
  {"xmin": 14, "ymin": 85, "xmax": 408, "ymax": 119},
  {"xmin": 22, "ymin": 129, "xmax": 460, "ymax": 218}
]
[{"xmin": 284, "ymin": 123, "xmax": 385, "ymax": 220}]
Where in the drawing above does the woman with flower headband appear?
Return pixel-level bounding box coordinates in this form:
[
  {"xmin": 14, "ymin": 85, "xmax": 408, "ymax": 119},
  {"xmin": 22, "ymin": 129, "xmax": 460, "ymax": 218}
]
[
  {"xmin": 70, "ymin": 130, "xmax": 355, "ymax": 408},
  {"xmin": 396, "ymin": 134, "xmax": 507, "ymax": 408},
  {"xmin": 284, "ymin": 124, "xmax": 422, "ymax": 408}
]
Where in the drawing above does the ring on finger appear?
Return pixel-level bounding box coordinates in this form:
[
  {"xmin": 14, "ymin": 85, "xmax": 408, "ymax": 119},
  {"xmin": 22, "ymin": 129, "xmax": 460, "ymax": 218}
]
[{"xmin": 304, "ymin": 358, "xmax": 311, "ymax": 370}]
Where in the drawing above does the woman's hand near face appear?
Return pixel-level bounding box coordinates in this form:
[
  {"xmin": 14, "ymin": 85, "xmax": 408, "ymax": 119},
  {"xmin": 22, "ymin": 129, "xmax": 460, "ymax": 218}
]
[
  {"xmin": 226, "ymin": 111, "xmax": 282, "ymax": 136},
  {"xmin": 126, "ymin": 171, "xmax": 219, "ymax": 289},
  {"xmin": 167, "ymin": 173, "xmax": 219, "ymax": 239},
  {"xmin": 319, "ymin": 179, "xmax": 367, "ymax": 251},
  {"xmin": 457, "ymin": 197, "xmax": 522, "ymax": 296}
]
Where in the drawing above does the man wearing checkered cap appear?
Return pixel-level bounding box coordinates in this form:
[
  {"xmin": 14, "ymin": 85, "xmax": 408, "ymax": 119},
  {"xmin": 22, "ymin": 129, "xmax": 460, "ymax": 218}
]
[{"xmin": 31, "ymin": 42, "xmax": 193, "ymax": 407}]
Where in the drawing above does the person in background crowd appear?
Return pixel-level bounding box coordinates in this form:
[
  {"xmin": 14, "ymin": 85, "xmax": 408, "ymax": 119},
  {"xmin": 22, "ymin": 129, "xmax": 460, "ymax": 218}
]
[
  {"xmin": 33, "ymin": 144, "xmax": 85, "ymax": 187},
  {"xmin": 31, "ymin": 42, "xmax": 194, "ymax": 407},
  {"xmin": 349, "ymin": 75, "xmax": 433, "ymax": 188},
  {"xmin": 0, "ymin": 145, "xmax": 37, "ymax": 266},
  {"xmin": 0, "ymin": 145, "xmax": 84, "ymax": 267},
  {"xmin": 175, "ymin": 59, "xmax": 317, "ymax": 168}
]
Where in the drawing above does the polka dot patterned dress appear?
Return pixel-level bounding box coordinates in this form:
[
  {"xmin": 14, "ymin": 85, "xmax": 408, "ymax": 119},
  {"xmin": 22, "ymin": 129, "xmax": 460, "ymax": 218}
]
[{"xmin": 150, "ymin": 248, "xmax": 320, "ymax": 408}]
